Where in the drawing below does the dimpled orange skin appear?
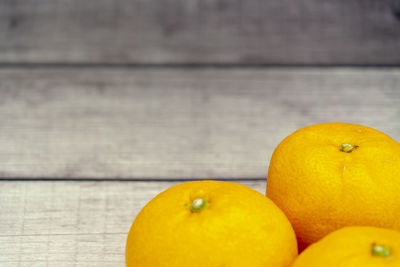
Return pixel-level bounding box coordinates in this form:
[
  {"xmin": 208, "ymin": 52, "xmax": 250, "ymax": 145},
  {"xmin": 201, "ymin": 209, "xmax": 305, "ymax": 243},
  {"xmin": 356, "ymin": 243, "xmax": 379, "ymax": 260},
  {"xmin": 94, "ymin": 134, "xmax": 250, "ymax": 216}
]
[
  {"xmin": 126, "ymin": 180, "xmax": 298, "ymax": 267},
  {"xmin": 292, "ymin": 226, "xmax": 400, "ymax": 267},
  {"xmin": 266, "ymin": 123, "xmax": 400, "ymax": 247}
]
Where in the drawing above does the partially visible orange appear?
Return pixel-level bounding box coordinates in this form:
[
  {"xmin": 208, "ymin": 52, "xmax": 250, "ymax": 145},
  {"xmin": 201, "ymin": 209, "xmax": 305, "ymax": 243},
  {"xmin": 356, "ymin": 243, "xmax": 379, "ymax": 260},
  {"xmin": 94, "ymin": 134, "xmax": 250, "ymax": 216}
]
[
  {"xmin": 292, "ymin": 226, "xmax": 400, "ymax": 267},
  {"xmin": 126, "ymin": 180, "xmax": 297, "ymax": 267},
  {"xmin": 266, "ymin": 123, "xmax": 400, "ymax": 247}
]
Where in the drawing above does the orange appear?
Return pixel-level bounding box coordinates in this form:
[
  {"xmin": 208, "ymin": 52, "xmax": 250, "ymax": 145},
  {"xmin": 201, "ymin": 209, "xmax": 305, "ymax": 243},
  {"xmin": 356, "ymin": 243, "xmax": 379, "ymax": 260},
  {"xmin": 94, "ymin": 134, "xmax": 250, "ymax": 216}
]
[
  {"xmin": 266, "ymin": 122, "xmax": 400, "ymax": 248},
  {"xmin": 292, "ymin": 226, "xmax": 400, "ymax": 267},
  {"xmin": 126, "ymin": 180, "xmax": 297, "ymax": 267}
]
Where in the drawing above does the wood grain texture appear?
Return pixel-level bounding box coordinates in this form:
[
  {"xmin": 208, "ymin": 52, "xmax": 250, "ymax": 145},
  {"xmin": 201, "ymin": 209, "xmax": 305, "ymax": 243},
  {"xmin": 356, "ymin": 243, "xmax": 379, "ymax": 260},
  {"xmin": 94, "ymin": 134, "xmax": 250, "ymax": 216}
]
[
  {"xmin": 0, "ymin": 68, "xmax": 400, "ymax": 179},
  {"xmin": 1, "ymin": 0, "xmax": 400, "ymax": 64},
  {"xmin": 0, "ymin": 180, "xmax": 266, "ymax": 267}
]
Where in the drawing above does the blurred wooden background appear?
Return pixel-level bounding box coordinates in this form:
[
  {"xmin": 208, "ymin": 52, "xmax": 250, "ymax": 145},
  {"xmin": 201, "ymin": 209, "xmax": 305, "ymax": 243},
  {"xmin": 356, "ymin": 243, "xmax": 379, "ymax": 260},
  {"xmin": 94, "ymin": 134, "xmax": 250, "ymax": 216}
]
[
  {"xmin": 1, "ymin": 0, "xmax": 400, "ymax": 64},
  {"xmin": 1, "ymin": 0, "xmax": 400, "ymax": 266}
]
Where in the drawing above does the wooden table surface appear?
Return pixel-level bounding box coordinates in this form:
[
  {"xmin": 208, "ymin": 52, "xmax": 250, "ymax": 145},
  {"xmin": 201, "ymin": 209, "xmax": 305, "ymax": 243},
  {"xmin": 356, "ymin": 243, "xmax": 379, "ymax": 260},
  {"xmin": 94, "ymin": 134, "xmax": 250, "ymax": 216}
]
[
  {"xmin": 1, "ymin": 0, "xmax": 400, "ymax": 266},
  {"xmin": 1, "ymin": 67, "xmax": 400, "ymax": 267}
]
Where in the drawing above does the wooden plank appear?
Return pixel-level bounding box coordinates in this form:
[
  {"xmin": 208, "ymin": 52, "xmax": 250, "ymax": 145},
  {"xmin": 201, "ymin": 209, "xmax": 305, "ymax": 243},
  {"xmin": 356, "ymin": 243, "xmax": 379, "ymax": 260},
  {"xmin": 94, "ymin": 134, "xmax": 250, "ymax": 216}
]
[
  {"xmin": 0, "ymin": 68, "xmax": 400, "ymax": 179},
  {"xmin": 0, "ymin": 180, "xmax": 266, "ymax": 267},
  {"xmin": 0, "ymin": 0, "xmax": 400, "ymax": 64}
]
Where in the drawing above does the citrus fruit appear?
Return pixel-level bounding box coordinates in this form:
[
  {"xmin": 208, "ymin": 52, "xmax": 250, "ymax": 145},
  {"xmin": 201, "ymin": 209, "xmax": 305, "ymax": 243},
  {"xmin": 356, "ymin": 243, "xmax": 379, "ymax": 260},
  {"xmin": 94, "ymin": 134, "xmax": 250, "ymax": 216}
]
[
  {"xmin": 266, "ymin": 122, "xmax": 400, "ymax": 247},
  {"xmin": 292, "ymin": 226, "xmax": 400, "ymax": 266},
  {"xmin": 126, "ymin": 180, "xmax": 297, "ymax": 267}
]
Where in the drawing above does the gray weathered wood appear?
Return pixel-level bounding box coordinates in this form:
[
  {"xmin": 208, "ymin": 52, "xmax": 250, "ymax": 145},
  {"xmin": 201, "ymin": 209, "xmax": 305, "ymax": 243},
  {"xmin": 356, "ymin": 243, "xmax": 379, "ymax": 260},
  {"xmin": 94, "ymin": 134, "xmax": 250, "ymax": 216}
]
[
  {"xmin": 0, "ymin": 68, "xmax": 400, "ymax": 179},
  {"xmin": 1, "ymin": 0, "xmax": 400, "ymax": 64},
  {"xmin": 0, "ymin": 180, "xmax": 266, "ymax": 267}
]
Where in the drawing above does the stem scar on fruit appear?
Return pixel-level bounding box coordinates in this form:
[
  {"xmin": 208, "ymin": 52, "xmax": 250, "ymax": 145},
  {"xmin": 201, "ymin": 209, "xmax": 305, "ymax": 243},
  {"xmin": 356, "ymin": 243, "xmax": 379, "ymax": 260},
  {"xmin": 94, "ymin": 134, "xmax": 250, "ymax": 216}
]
[
  {"xmin": 371, "ymin": 243, "xmax": 391, "ymax": 258},
  {"xmin": 341, "ymin": 144, "xmax": 358, "ymax": 153},
  {"xmin": 188, "ymin": 198, "xmax": 209, "ymax": 213}
]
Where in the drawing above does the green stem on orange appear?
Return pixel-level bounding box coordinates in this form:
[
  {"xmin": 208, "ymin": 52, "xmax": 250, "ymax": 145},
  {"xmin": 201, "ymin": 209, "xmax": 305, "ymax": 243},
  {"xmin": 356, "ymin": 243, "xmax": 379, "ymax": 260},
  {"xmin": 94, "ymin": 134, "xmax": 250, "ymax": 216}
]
[
  {"xmin": 371, "ymin": 243, "xmax": 391, "ymax": 258},
  {"xmin": 341, "ymin": 144, "xmax": 358, "ymax": 153},
  {"xmin": 189, "ymin": 198, "xmax": 209, "ymax": 213}
]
